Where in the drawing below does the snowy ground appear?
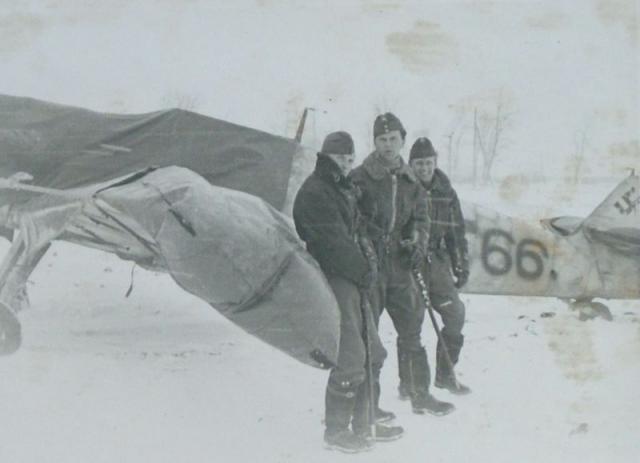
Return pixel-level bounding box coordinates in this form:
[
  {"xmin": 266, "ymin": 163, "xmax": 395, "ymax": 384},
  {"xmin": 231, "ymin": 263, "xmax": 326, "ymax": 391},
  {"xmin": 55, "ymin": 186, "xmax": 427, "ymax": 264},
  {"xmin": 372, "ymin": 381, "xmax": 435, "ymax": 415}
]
[
  {"xmin": 1, "ymin": 1, "xmax": 638, "ymax": 460},
  {"xmin": 1, "ymin": 179, "xmax": 639, "ymax": 463}
]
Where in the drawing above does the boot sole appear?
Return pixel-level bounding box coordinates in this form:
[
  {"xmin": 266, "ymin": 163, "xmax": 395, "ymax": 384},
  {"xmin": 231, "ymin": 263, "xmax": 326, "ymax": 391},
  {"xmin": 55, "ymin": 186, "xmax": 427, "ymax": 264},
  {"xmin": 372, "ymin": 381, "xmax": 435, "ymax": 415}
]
[
  {"xmin": 374, "ymin": 415, "xmax": 395, "ymax": 424},
  {"xmin": 373, "ymin": 433, "xmax": 404, "ymax": 442},
  {"xmin": 434, "ymin": 383, "xmax": 472, "ymax": 395},
  {"xmin": 324, "ymin": 442, "xmax": 374, "ymax": 453},
  {"xmin": 412, "ymin": 406, "xmax": 456, "ymax": 417}
]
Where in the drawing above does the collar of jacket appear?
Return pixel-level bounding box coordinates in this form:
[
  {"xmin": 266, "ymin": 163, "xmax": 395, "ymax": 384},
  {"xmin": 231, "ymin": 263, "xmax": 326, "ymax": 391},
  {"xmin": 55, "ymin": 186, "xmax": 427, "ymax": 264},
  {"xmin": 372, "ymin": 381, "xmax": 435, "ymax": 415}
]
[
  {"xmin": 362, "ymin": 151, "xmax": 417, "ymax": 183},
  {"xmin": 421, "ymin": 168, "xmax": 452, "ymax": 194},
  {"xmin": 314, "ymin": 153, "xmax": 353, "ymax": 189}
]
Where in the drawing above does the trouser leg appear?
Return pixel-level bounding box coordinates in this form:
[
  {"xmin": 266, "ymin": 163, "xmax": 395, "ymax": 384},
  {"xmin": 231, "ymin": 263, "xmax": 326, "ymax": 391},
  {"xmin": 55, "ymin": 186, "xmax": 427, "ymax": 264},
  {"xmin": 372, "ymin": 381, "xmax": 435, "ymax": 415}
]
[
  {"xmin": 385, "ymin": 275, "xmax": 427, "ymax": 395},
  {"xmin": 382, "ymin": 255, "xmax": 455, "ymax": 414},
  {"xmin": 431, "ymin": 291, "xmax": 465, "ymax": 380},
  {"xmin": 324, "ymin": 276, "xmax": 366, "ymax": 434},
  {"xmin": 325, "ymin": 276, "xmax": 387, "ymax": 434},
  {"xmin": 352, "ymin": 294, "xmax": 387, "ymax": 432}
]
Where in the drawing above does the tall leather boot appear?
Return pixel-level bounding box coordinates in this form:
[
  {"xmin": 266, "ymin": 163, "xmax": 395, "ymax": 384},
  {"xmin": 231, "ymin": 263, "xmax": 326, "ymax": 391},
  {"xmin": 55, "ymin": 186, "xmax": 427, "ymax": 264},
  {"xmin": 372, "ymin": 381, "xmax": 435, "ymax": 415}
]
[
  {"xmin": 435, "ymin": 332, "xmax": 471, "ymax": 395},
  {"xmin": 352, "ymin": 381, "xmax": 404, "ymax": 442},
  {"xmin": 370, "ymin": 369, "xmax": 396, "ymax": 423},
  {"xmin": 408, "ymin": 347, "xmax": 455, "ymax": 416},
  {"xmin": 397, "ymin": 344, "xmax": 411, "ymax": 401},
  {"xmin": 324, "ymin": 383, "xmax": 373, "ymax": 453}
]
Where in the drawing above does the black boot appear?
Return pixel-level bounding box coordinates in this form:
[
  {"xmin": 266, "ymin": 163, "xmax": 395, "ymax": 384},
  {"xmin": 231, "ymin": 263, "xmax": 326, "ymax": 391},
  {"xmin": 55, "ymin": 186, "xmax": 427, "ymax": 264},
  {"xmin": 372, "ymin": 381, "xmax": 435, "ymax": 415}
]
[
  {"xmin": 411, "ymin": 391, "xmax": 456, "ymax": 416},
  {"xmin": 372, "ymin": 374, "xmax": 396, "ymax": 423},
  {"xmin": 356, "ymin": 423, "xmax": 404, "ymax": 442},
  {"xmin": 352, "ymin": 380, "xmax": 403, "ymax": 442},
  {"xmin": 397, "ymin": 344, "xmax": 411, "ymax": 401},
  {"xmin": 375, "ymin": 407, "xmax": 396, "ymax": 423},
  {"xmin": 434, "ymin": 373, "xmax": 471, "ymax": 395},
  {"xmin": 324, "ymin": 429, "xmax": 373, "ymax": 453},
  {"xmin": 397, "ymin": 384, "xmax": 411, "ymax": 401},
  {"xmin": 435, "ymin": 333, "xmax": 471, "ymax": 395},
  {"xmin": 407, "ymin": 347, "xmax": 455, "ymax": 416},
  {"xmin": 324, "ymin": 383, "xmax": 373, "ymax": 453}
]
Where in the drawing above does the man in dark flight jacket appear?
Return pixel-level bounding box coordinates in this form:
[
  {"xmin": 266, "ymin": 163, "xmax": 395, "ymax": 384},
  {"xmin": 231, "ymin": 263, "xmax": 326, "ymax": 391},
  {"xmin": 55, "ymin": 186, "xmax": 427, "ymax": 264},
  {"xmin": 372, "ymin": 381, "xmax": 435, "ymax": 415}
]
[{"xmin": 293, "ymin": 131, "xmax": 403, "ymax": 453}]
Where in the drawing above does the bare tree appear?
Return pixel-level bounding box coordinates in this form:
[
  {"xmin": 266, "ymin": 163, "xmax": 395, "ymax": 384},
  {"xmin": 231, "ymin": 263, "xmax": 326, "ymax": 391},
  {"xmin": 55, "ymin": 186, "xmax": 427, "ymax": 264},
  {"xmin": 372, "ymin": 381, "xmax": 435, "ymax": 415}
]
[
  {"xmin": 444, "ymin": 131, "xmax": 454, "ymax": 175},
  {"xmin": 452, "ymin": 124, "xmax": 466, "ymax": 178},
  {"xmin": 566, "ymin": 126, "xmax": 590, "ymax": 183},
  {"xmin": 473, "ymin": 90, "xmax": 514, "ymax": 185},
  {"xmin": 443, "ymin": 109, "xmax": 467, "ymax": 181}
]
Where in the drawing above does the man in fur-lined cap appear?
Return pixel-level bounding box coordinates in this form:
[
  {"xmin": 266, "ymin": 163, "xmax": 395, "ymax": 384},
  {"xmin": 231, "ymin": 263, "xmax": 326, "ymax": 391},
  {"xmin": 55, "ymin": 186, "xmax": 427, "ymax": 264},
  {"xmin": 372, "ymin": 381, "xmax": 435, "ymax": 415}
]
[{"xmin": 293, "ymin": 131, "xmax": 404, "ymax": 453}]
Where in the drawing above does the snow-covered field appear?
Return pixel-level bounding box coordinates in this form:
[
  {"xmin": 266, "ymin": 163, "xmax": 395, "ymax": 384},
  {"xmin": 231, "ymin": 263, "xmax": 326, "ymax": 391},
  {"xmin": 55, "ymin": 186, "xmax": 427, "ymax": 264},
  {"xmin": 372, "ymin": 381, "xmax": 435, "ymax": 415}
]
[
  {"xmin": 1, "ymin": 179, "xmax": 638, "ymax": 463},
  {"xmin": 1, "ymin": 1, "xmax": 638, "ymax": 461}
]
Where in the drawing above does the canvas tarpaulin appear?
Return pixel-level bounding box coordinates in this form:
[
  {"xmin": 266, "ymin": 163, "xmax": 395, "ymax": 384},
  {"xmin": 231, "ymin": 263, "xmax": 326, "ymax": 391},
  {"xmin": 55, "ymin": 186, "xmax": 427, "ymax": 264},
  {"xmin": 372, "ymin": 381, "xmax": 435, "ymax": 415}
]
[
  {"xmin": 0, "ymin": 167, "xmax": 340, "ymax": 367},
  {"xmin": 0, "ymin": 94, "xmax": 298, "ymax": 210}
]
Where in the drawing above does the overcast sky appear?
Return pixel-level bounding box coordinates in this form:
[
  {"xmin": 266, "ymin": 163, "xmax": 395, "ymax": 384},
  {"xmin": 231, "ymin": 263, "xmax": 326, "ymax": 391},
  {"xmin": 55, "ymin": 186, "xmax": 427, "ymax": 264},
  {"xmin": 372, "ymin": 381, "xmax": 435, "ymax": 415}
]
[{"xmin": 1, "ymin": 0, "xmax": 638, "ymax": 179}]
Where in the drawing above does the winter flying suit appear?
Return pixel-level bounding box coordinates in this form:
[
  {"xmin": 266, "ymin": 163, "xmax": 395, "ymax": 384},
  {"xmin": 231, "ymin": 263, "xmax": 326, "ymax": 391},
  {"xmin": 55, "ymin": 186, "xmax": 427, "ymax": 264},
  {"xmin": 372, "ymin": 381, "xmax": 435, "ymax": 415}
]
[
  {"xmin": 350, "ymin": 151, "xmax": 443, "ymax": 410},
  {"xmin": 419, "ymin": 167, "xmax": 470, "ymax": 387}
]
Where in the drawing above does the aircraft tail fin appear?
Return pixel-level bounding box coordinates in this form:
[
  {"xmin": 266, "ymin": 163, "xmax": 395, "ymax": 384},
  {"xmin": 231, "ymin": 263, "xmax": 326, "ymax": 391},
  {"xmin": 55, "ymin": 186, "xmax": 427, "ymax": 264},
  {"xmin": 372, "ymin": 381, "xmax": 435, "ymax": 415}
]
[
  {"xmin": 294, "ymin": 107, "xmax": 315, "ymax": 143},
  {"xmin": 582, "ymin": 172, "xmax": 640, "ymax": 232}
]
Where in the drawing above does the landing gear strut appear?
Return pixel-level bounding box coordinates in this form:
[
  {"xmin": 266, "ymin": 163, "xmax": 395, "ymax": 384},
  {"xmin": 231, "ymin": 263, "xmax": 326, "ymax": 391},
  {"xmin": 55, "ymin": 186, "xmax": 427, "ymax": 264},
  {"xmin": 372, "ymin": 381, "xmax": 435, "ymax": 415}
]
[
  {"xmin": 0, "ymin": 233, "xmax": 49, "ymax": 356},
  {"xmin": 0, "ymin": 302, "xmax": 21, "ymax": 355},
  {"xmin": 569, "ymin": 299, "xmax": 613, "ymax": 321}
]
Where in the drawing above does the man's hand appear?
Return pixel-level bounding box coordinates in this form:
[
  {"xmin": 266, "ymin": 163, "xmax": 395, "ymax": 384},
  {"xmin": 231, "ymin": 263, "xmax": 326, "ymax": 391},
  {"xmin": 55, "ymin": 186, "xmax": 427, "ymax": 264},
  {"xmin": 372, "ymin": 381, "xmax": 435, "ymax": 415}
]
[
  {"xmin": 410, "ymin": 245, "xmax": 425, "ymax": 269},
  {"xmin": 399, "ymin": 236, "xmax": 417, "ymax": 250},
  {"xmin": 400, "ymin": 233, "xmax": 425, "ymax": 269},
  {"xmin": 356, "ymin": 235, "xmax": 379, "ymax": 290},
  {"xmin": 453, "ymin": 266, "xmax": 469, "ymax": 289}
]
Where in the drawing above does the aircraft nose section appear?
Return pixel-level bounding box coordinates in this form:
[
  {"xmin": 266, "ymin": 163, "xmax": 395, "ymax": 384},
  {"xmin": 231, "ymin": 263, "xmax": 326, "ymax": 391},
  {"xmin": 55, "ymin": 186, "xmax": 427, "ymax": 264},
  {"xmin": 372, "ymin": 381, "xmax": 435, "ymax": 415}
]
[
  {"xmin": 223, "ymin": 251, "xmax": 340, "ymax": 368},
  {"xmin": 97, "ymin": 167, "xmax": 341, "ymax": 369}
]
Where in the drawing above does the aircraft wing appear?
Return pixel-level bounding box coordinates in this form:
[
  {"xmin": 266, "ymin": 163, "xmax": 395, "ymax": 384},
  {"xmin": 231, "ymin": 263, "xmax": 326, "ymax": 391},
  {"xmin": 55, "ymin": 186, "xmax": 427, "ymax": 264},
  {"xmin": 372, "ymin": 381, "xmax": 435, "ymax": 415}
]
[
  {"xmin": 0, "ymin": 167, "xmax": 340, "ymax": 368},
  {"xmin": 0, "ymin": 94, "xmax": 298, "ymax": 211}
]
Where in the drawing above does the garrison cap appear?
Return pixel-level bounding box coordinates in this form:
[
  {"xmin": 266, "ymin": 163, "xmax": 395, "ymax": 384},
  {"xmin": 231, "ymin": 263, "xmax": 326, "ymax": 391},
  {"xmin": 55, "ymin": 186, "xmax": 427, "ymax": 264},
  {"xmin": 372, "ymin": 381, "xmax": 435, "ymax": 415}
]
[
  {"xmin": 320, "ymin": 131, "xmax": 355, "ymax": 155},
  {"xmin": 409, "ymin": 137, "xmax": 437, "ymax": 161},
  {"xmin": 373, "ymin": 112, "xmax": 406, "ymax": 139}
]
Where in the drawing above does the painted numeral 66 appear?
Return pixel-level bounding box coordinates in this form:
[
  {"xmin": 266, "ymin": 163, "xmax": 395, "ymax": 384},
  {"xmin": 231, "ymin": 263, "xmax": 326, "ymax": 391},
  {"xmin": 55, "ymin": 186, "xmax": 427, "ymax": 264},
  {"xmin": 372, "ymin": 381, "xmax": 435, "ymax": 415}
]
[{"xmin": 481, "ymin": 228, "xmax": 548, "ymax": 280}]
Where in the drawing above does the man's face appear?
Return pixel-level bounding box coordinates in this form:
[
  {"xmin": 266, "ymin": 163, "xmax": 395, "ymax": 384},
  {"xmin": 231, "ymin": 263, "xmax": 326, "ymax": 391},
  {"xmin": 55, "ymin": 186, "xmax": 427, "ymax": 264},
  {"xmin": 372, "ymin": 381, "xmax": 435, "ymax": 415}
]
[
  {"xmin": 327, "ymin": 153, "xmax": 355, "ymax": 177},
  {"xmin": 410, "ymin": 157, "xmax": 437, "ymax": 183},
  {"xmin": 374, "ymin": 130, "xmax": 405, "ymax": 161}
]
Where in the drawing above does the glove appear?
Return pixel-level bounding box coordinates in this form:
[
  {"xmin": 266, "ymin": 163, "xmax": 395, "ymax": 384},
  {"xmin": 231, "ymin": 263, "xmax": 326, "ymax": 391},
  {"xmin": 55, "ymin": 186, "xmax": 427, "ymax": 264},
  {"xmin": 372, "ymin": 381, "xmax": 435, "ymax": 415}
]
[
  {"xmin": 453, "ymin": 266, "xmax": 469, "ymax": 289},
  {"xmin": 401, "ymin": 239, "xmax": 426, "ymax": 270},
  {"xmin": 410, "ymin": 245, "xmax": 425, "ymax": 270},
  {"xmin": 400, "ymin": 233, "xmax": 425, "ymax": 269}
]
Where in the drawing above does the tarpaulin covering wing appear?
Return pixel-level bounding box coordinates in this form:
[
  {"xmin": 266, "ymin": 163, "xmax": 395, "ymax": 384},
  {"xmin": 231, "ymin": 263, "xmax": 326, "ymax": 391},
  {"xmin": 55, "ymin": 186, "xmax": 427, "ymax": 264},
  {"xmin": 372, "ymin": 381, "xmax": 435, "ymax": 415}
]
[
  {"xmin": 0, "ymin": 94, "xmax": 297, "ymax": 210},
  {"xmin": 3, "ymin": 167, "xmax": 340, "ymax": 367}
]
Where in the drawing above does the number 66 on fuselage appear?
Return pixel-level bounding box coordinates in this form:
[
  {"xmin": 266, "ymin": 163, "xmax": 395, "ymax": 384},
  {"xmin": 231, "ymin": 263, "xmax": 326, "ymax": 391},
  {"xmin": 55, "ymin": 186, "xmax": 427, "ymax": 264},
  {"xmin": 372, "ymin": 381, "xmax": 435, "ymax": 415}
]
[{"xmin": 460, "ymin": 172, "xmax": 640, "ymax": 315}]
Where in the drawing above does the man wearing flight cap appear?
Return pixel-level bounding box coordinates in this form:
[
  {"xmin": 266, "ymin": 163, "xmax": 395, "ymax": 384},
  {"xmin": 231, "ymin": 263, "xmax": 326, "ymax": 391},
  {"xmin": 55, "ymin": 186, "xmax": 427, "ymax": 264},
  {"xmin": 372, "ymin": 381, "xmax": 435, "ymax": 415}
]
[
  {"xmin": 350, "ymin": 114, "xmax": 454, "ymax": 416},
  {"xmin": 293, "ymin": 131, "xmax": 404, "ymax": 453},
  {"xmin": 409, "ymin": 136, "xmax": 471, "ymax": 395}
]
